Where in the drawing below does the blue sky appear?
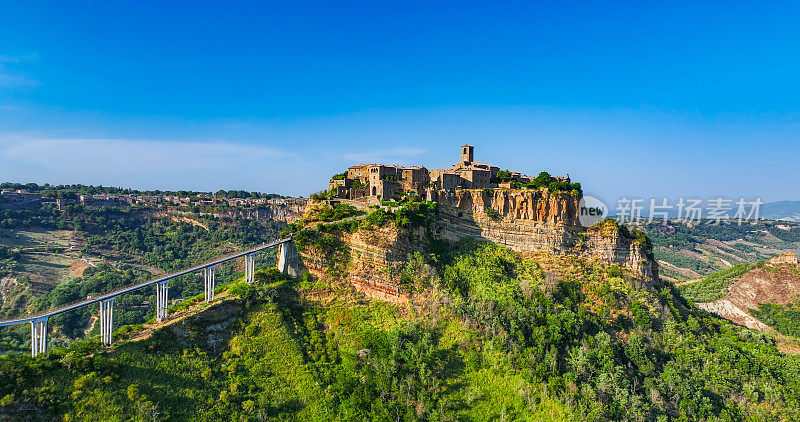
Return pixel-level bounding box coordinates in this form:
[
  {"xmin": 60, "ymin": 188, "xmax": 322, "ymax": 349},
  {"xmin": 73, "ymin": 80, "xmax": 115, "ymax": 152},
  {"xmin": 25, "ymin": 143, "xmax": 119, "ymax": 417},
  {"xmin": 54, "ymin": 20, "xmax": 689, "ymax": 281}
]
[{"xmin": 1, "ymin": 1, "xmax": 799, "ymax": 201}]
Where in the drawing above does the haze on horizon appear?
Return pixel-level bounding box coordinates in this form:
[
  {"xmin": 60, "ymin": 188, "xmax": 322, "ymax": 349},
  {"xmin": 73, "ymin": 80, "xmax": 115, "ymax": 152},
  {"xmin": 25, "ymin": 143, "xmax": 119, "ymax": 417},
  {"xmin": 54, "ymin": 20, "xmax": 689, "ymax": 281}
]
[{"xmin": 1, "ymin": 1, "xmax": 799, "ymax": 203}]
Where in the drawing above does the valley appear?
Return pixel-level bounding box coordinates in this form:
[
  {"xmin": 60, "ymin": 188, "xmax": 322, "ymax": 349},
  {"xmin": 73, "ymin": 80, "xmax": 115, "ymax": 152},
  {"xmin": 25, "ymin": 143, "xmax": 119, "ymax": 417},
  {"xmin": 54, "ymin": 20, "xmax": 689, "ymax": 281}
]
[
  {"xmin": 639, "ymin": 220, "xmax": 800, "ymax": 281},
  {"xmin": 2, "ymin": 182, "xmax": 800, "ymax": 421}
]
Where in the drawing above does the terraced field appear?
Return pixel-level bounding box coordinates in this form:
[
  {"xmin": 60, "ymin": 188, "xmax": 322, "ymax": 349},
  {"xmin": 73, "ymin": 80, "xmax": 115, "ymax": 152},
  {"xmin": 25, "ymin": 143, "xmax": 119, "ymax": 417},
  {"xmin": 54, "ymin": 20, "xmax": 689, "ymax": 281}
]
[{"xmin": 0, "ymin": 228, "xmax": 91, "ymax": 289}]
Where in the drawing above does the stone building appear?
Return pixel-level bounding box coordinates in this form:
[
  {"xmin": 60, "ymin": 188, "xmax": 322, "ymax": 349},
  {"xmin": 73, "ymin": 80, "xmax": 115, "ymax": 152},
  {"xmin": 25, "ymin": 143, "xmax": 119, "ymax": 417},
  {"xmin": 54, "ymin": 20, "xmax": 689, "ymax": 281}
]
[
  {"xmin": 328, "ymin": 145, "xmax": 565, "ymax": 202},
  {"xmin": 428, "ymin": 169, "xmax": 461, "ymax": 191},
  {"xmin": 768, "ymin": 252, "xmax": 798, "ymax": 266},
  {"xmin": 450, "ymin": 144, "xmax": 500, "ymax": 189}
]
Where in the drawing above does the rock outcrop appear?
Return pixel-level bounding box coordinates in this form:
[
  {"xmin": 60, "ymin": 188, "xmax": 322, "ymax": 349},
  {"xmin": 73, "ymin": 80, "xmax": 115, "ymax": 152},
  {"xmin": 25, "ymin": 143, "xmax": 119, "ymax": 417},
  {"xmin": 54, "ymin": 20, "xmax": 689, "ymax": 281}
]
[
  {"xmin": 170, "ymin": 199, "xmax": 307, "ymax": 223},
  {"xmin": 297, "ymin": 189, "xmax": 659, "ymax": 306},
  {"xmin": 298, "ymin": 224, "xmax": 421, "ymax": 305},
  {"xmin": 430, "ymin": 189, "xmax": 657, "ymax": 279},
  {"xmin": 697, "ymin": 261, "xmax": 800, "ymax": 331}
]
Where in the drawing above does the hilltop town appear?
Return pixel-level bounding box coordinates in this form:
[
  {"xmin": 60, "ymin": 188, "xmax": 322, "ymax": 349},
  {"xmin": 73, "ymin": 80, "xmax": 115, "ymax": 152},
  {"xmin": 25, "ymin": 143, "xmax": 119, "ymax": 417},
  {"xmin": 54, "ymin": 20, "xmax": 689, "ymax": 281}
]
[
  {"xmin": 328, "ymin": 145, "xmax": 577, "ymax": 203},
  {"xmin": 0, "ymin": 185, "xmax": 306, "ymax": 223}
]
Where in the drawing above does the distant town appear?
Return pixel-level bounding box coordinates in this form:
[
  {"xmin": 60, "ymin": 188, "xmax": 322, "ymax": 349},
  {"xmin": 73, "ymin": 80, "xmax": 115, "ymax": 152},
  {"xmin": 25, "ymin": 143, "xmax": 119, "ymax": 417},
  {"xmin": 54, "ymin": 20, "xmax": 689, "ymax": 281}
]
[{"xmin": 0, "ymin": 185, "xmax": 305, "ymax": 215}]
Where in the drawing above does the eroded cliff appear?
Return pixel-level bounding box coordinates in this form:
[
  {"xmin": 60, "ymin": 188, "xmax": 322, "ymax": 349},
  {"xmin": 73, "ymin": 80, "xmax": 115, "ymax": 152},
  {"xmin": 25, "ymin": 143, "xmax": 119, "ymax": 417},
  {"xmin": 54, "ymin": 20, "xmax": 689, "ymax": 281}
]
[
  {"xmin": 431, "ymin": 189, "xmax": 657, "ymax": 279},
  {"xmin": 296, "ymin": 222, "xmax": 422, "ymax": 304},
  {"xmin": 294, "ymin": 189, "xmax": 659, "ymax": 306}
]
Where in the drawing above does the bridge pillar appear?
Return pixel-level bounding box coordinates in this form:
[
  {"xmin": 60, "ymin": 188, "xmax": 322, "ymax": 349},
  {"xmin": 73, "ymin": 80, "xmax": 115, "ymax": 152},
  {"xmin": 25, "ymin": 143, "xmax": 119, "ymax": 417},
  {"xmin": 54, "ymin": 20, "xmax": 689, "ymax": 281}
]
[
  {"xmin": 277, "ymin": 241, "xmax": 300, "ymax": 278},
  {"xmin": 245, "ymin": 253, "xmax": 255, "ymax": 283},
  {"xmin": 204, "ymin": 266, "xmax": 216, "ymax": 302},
  {"xmin": 99, "ymin": 298, "xmax": 114, "ymax": 346},
  {"xmin": 30, "ymin": 317, "xmax": 48, "ymax": 357},
  {"xmin": 155, "ymin": 280, "xmax": 169, "ymax": 321}
]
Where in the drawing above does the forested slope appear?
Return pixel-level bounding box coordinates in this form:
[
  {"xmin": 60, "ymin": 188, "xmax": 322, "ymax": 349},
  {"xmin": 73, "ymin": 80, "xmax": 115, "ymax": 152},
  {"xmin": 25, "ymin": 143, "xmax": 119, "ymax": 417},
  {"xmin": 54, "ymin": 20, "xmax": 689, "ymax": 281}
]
[{"xmin": 2, "ymin": 237, "xmax": 800, "ymax": 421}]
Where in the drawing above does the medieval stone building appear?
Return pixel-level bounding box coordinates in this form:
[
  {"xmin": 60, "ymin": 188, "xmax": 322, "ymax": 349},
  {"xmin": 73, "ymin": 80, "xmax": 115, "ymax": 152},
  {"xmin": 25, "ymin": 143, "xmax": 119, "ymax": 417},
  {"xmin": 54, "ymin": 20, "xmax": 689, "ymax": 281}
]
[{"xmin": 329, "ymin": 145, "xmax": 569, "ymax": 202}]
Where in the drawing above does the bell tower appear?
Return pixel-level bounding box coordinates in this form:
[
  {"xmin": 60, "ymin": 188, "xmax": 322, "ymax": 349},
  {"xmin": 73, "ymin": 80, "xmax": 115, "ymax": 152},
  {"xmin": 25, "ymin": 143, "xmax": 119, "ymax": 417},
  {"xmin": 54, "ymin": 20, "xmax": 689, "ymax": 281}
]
[{"xmin": 460, "ymin": 144, "xmax": 474, "ymax": 164}]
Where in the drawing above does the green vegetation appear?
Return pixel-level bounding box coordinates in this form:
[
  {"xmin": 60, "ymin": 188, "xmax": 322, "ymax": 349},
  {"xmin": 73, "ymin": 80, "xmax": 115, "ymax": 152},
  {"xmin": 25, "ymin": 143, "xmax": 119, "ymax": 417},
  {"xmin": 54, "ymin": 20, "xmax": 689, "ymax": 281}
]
[
  {"xmin": 655, "ymin": 248, "xmax": 718, "ymax": 274},
  {"xmin": 0, "ymin": 202, "xmax": 288, "ymax": 353},
  {"xmin": 679, "ymin": 263, "xmax": 760, "ymax": 302},
  {"xmin": 5, "ymin": 185, "xmax": 800, "ymax": 420},
  {"xmin": 291, "ymin": 197, "xmax": 437, "ymax": 237},
  {"xmin": 309, "ymin": 190, "xmax": 330, "ymax": 201},
  {"xmin": 330, "ymin": 171, "xmax": 349, "ymax": 180},
  {"xmin": 300, "ymin": 203, "xmax": 364, "ymax": 225},
  {"xmin": 0, "ymin": 182, "xmax": 283, "ymax": 200},
  {"xmin": 750, "ymin": 302, "xmax": 800, "ymax": 337},
  {"xmin": 499, "ymin": 171, "xmax": 582, "ymax": 195},
  {"xmin": 641, "ymin": 220, "xmax": 800, "ymax": 279},
  {"xmin": 495, "ymin": 169, "xmax": 512, "ymax": 181},
  {"xmin": 3, "ymin": 240, "xmax": 800, "ymax": 420}
]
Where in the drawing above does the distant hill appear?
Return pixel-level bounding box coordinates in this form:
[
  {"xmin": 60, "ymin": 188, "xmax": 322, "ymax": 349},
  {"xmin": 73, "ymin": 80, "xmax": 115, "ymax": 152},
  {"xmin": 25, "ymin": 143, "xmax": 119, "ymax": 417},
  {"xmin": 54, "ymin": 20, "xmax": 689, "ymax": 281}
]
[
  {"xmin": 761, "ymin": 201, "xmax": 800, "ymax": 222},
  {"xmin": 638, "ymin": 219, "xmax": 800, "ymax": 281},
  {"xmin": 679, "ymin": 253, "xmax": 800, "ymax": 350}
]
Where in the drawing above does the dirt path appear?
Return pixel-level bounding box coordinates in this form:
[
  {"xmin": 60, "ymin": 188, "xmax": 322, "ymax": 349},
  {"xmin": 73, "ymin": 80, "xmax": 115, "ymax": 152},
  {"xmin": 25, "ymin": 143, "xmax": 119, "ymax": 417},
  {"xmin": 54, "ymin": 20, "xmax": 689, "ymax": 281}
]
[
  {"xmin": 84, "ymin": 315, "xmax": 98, "ymax": 335},
  {"xmin": 657, "ymin": 259, "xmax": 702, "ymax": 280}
]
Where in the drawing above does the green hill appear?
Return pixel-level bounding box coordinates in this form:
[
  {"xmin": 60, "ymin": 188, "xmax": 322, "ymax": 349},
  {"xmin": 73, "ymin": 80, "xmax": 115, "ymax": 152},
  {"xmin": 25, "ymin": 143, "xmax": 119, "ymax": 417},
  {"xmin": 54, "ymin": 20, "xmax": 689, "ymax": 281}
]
[{"xmin": 3, "ymin": 238, "xmax": 800, "ymax": 421}]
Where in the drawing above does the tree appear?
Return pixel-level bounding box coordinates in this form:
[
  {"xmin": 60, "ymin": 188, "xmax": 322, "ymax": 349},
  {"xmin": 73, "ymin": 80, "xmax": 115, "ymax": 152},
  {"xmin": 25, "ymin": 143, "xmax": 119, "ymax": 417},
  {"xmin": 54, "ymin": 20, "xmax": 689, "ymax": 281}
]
[
  {"xmin": 496, "ymin": 170, "xmax": 512, "ymax": 181},
  {"xmin": 535, "ymin": 171, "xmax": 553, "ymax": 186}
]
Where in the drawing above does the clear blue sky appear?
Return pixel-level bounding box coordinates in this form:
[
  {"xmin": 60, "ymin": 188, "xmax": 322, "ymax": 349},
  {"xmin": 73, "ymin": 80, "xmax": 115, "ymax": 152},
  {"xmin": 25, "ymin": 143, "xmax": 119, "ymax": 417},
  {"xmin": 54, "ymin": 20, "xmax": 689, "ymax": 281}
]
[{"xmin": 1, "ymin": 1, "xmax": 798, "ymax": 202}]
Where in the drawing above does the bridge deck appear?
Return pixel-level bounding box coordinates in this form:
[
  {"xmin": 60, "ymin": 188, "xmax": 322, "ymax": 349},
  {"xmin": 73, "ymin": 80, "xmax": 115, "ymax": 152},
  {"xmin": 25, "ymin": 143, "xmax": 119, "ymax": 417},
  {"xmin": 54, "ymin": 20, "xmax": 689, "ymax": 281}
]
[{"xmin": 0, "ymin": 237, "xmax": 292, "ymax": 327}]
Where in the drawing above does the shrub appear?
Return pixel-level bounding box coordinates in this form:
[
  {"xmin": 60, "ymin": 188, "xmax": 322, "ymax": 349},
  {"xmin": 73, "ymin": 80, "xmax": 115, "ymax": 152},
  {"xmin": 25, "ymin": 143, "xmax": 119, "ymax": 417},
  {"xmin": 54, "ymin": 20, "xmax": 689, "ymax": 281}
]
[{"xmin": 310, "ymin": 190, "xmax": 329, "ymax": 201}]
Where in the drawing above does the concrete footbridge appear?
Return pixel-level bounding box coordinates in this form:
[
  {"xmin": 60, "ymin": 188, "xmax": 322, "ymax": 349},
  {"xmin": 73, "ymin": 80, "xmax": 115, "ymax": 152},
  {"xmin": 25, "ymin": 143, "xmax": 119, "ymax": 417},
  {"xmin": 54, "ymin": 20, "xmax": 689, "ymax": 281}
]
[{"xmin": 0, "ymin": 236, "xmax": 301, "ymax": 357}]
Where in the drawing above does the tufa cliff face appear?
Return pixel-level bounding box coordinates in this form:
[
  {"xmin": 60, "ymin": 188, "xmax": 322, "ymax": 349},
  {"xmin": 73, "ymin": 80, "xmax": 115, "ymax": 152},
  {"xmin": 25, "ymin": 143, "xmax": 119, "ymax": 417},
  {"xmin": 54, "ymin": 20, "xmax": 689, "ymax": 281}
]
[
  {"xmin": 298, "ymin": 224, "xmax": 420, "ymax": 305},
  {"xmin": 296, "ymin": 189, "xmax": 658, "ymax": 305},
  {"xmin": 430, "ymin": 189, "xmax": 657, "ymax": 279}
]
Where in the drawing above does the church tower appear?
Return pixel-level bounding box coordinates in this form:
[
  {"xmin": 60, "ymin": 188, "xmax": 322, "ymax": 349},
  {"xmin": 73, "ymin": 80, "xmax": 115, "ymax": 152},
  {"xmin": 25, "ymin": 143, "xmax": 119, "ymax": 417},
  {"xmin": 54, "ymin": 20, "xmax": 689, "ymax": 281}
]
[{"xmin": 461, "ymin": 144, "xmax": 474, "ymax": 164}]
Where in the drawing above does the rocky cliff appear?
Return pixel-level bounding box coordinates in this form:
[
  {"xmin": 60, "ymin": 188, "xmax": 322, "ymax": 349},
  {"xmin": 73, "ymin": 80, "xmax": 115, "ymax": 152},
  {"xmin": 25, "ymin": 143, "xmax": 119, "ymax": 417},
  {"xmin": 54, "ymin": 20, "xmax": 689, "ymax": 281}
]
[
  {"xmin": 222, "ymin": 200, "xmax": 307, "ymax": 223},
  {"xmin": 430, "ymin": 189, "xmax": 657, "ymax": 279},
  {"xmin": 170, "ymin": 200, "xmax": 307, "ymax": 223},
  {"xmin": 297, "ymin": 223, "xmax": 421, "ymax": 304},
  {"xmin": 295, "ymin": 189, "xmax": 659, "ymax": 306}
]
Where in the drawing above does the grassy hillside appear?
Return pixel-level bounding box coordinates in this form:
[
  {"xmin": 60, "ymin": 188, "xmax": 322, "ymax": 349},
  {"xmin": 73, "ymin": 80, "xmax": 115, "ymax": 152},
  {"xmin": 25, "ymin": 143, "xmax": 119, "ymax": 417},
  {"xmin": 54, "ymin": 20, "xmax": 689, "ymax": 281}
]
[
  {"xmin": 3, "ymin": 239, "xmax": 800, "ymax": 421},
  {"xmin": 751, "ymin": 302, "xmax": 800, "ymax": 337},
  {"xmin": 679, "ymin": 260, "xmax": 800, "ymax": 342},
  {"xmin": 678, "ymin": 263, "xmax": 762, "ymax": 303}
]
